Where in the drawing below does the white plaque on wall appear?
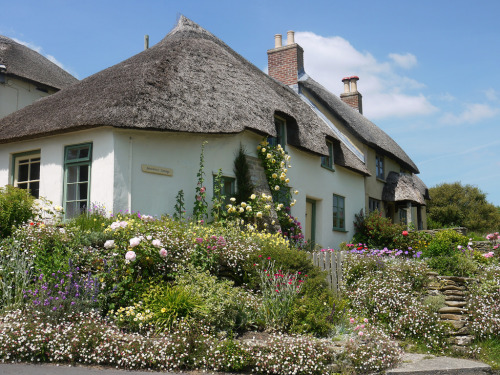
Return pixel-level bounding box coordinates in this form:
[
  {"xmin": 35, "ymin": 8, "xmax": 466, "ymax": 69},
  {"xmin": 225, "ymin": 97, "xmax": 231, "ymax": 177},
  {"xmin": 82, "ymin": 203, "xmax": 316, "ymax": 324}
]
[{"xmin": 141, "ymin": 164, "xmax": 173, "ymax": 177}]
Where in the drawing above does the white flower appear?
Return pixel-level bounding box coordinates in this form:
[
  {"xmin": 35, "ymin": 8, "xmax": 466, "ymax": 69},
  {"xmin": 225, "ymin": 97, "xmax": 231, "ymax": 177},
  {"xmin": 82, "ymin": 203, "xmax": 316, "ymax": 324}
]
[
  {"xmin": 230, "ymin": 197, "xmax": 236, "ymax": 202},
  {"xmin": 152, "ymin": 239, "xmax": 162, "ymax": 248},
  {"xmin": 241, "ymin": 202, "xmax": 247, "ymax": 208},
  {"xmin": 129, "ymin": 237, "xmax": 141, "ymax": 247},
  {"xmin": 274, "ymin": 185, "xmax": 280, "ymax": 191},
  {"xmin": 125, "ymin": 251, "xmax": 136, "ymax": 262},
  {"xmin": 110, "ymin": 221, "xmax": 121, "ymax": 230},
  {"xmin": 54, "ymin": 205, "xmax": 63, "ymax": 212},
  {"xmin": 256, "ymin": 211, "xmax": 263, "ymax": 218},
  {"xmin": 104, "ymin": 240, "xmax": 115, "ymax": 249},
  {"xmin": 159, "ymin": 248, "xmax": 168, "ymax": 258}
]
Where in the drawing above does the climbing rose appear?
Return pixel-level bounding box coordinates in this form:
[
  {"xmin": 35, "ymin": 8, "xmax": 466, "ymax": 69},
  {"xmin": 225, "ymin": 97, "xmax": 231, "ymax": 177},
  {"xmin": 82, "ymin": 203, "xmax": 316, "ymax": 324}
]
[{"xmin": 125, "ymin": 251, "xmax": 136, "ymax": 262}]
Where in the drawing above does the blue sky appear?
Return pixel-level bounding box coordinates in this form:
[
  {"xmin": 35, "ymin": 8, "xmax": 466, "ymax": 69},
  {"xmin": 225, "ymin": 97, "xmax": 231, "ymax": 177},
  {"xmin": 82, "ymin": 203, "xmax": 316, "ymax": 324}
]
[{"xmin": 2, "ymin": 0, "xmax": 499, "ymax": 206}]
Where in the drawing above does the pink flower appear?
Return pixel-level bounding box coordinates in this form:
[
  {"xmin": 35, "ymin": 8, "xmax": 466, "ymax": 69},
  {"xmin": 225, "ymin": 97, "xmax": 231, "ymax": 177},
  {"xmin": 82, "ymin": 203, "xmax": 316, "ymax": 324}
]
[
  {"xmin": 364, "ymin": 318, "xmax": 368, "ymax": 323},
  {"xmin": 483, "ymin": 252, "xmax": 494, "ymax": 258},
  {"xmin": 129, "ymin": 237, "xmax": 141, "ymax": 247},
  {"xmin": 196, "ymin": 195, "xmax": 201, "ymax": 201},
  {"xmin": 200, "ymin": 187, "xmax": 206, "ymax": 193},
  {"xmin": 358, "ymin": 331, "xmax": 364, "ymax": 336},
  {"xmin": 152, "ymin": 239, "xmax": 162, "ymax": 248},
  {"xmin": 125, "ymin": 251, "xmax": 136, "ymax": 262},
  {"xmin": 159, "ymin": 248, "xmax": 168, "ymax": 258},
  {"xmin": 349, "ymin": 318, "xmax": 355, "ymax": 324},
  {"xmin": 104, "ymin": 240, "xmax": 115, "ymax": 249}
]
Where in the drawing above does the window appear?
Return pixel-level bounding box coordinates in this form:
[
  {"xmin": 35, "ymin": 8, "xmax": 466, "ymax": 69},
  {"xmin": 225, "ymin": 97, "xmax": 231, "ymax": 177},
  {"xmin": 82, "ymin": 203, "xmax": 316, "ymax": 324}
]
[
  {"xmin": 213, "ymin": 175, "xmax": 235, "ymax": 205},
  {"xmin": 399, "ymin": 207, "xmax": 407, "ymax": 225},
  {"xmin": 64, "ymin": 143, "xmax": 92, "ymax": 219},
  {"xmin": 369, "ymin": 197, "xmax": 381, "ymax": 213},
  {"xmin": 321, "ymin": 140, "xmax": 334, "ymax": 169},
  {"xmin": 12, "ymin": 151, "xmax": 41, "ymax": 198},
  {"xmin": 332, "ymin": 194, "xmax": 345, "ymax": 231},
  {"xmin": 376, "ymin": 155, "xmax": 385, "ymax": 180},
  {"xmin": 268, "ymin": 117, "xmax": 286, "ymax": 148}
]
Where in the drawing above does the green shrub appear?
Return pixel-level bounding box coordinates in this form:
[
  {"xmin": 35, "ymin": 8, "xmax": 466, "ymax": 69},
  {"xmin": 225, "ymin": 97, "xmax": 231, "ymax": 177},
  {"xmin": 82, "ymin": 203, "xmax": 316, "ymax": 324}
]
[
  {"xmin": 425, "ymin": 229, "xmax": 469, "ymax": 257},
  {"xmin": 175, "ymin": 266, "xmax": 254, "ymax": 332},
  {"xmin": 141, "ymin": 282, "xmax": 205, "ymax": 333},
  {"xmin": 352, "ymin": 210, "xmax": 404, "ymax": 249},
  {"xmin": 426, "ymin": 253, "xmax": 478, "ymax": 277},
  {"xmin": 0, "ymin": 185, "xmax": 35, "ymax": 238}
]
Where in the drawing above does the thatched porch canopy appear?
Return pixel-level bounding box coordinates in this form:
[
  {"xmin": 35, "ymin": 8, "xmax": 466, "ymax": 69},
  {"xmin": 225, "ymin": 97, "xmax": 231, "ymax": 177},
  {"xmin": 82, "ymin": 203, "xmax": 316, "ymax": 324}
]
[{"xmin": 382, "ymin": 171, "xmax": 429, "ymax": 205}]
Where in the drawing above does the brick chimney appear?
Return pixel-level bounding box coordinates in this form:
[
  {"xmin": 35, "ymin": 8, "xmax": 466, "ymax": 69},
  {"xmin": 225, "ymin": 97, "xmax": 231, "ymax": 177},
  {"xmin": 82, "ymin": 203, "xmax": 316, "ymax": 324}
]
[
  {"xmin": 267, "ymin": 31, "xmax": 304, "ymax": 86},
  {"xmin": 340, "ymin": 76, "xmax": 363, "ymax": 114}
]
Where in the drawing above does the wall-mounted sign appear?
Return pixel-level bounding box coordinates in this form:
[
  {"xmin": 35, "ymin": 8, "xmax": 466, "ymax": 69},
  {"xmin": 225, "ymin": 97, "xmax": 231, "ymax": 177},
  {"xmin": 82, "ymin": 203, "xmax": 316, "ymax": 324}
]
[{"xmin": 141, "ymin": 164, "xmax": 173, "ymax": 177}]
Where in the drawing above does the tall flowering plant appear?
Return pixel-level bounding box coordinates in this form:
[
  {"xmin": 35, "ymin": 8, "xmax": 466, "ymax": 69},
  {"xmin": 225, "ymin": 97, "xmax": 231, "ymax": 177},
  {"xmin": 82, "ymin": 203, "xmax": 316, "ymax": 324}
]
[
  {"xmin": 256, "ymin": 140, "xmax": 303, "ymax": 244},
  {"xmin": 193, "ymin": 141, "xmax": 208, "ymax": 223}
]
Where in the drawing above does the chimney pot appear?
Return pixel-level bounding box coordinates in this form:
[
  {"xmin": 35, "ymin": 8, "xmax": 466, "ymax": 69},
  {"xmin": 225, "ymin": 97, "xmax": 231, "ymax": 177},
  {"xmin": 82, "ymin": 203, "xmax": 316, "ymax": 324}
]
[
  {"xmin": 274, "ymin": 34, "xmax": 282, "ymax": 48},
  {"xmin": 144, "ymin": 35, "xmax": 149, "ymax": 50},
  {"xmin": 287, "ymin": 30, "xmax": 295, "ymax": 45},
  {"xmin": 342, "ymin": 77, "xmax": 351, "ymax": 93},
  {"xmin": 350, "ymin": 76, "xmax": 359, "ymax": 92}
]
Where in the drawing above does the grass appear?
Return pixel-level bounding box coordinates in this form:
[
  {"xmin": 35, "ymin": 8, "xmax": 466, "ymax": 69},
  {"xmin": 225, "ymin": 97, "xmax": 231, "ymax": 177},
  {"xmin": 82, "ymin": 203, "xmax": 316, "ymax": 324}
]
[{"xmin": 476, "ymin": 338, "xmax": 500, "ymax": 370}]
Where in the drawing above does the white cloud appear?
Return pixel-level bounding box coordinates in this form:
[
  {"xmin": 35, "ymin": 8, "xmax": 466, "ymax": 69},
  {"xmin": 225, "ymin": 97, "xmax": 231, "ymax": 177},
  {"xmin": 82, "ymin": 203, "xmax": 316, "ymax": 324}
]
[
  {"xmin": 12, "ymin": 37, "xmax": 68, "ymax": 72},
  {"xmin": 440, "ymin": 103, "xmax": 499, "ymax": 125},
  {"xmin": 388, "ymin": 53, "xmax": 418, "ymax": 69},
  {"xmin": 295, "ymin": 31, "xmax": 436, "ymax": 119}
]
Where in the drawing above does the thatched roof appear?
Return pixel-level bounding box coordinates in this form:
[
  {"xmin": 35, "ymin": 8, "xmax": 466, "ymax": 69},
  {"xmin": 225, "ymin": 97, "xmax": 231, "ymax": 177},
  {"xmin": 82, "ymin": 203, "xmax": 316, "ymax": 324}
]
[
  {"xmin": 382, "ymin": 171, "xmax": 428, "ymax": 205},
  {"xmin": 298, "ymin": 76, "xmax": 420, "ymax": 174},
  {"xmin": 0, "ymin": 16, "xmax": 339, "ymax": 159},
  {"xmin": 0, "ymin": 35, "xmax": 77, "ymax": 90}
]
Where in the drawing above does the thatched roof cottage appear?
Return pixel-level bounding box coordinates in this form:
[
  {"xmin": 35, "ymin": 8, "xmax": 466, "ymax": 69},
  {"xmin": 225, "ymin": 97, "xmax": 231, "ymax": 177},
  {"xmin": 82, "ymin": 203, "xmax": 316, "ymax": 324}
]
[
  {"xmin": 0, "ymin": 16, "xmax": 428, "ymax": 248},
  {"xmin": 0, "ymin": 35, "xmax": 77, "ymax": 119}
]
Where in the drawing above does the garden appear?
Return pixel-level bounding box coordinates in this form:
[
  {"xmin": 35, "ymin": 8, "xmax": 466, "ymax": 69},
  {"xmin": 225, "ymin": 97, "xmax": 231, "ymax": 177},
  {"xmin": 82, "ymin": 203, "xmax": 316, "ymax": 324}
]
[{"xmin": 0, "ymin": 142, "xmax": 498, "ymax": 374}]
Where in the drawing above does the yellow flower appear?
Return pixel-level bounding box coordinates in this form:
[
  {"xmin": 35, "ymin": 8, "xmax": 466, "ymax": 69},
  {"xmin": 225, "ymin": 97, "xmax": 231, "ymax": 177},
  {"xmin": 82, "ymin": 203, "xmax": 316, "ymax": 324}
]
[
  {"xmin": 285, "ymin": 178, "xmax": 290, "ymax": 183},
  {"xmin": 275, "ymin": 185, "xmax": 280, "ymax": 191},
  {"xmin": 261, "ymin": 148, "xmax": 266, "ymax": 153},
  {"xmin": 266, "ymin": 153, "xmax": 272, "ymax": 159},
  {"xmin": 271, "ymin": 220, "xmax": 276, "ymax": 225},
  {"xmin": 246, "ymin": 206, "xmax": 252, "ymax": 212},
  {"xmin": 294, "ymin": 190, "xmax": 299, "ymax": 195},
  {"xmin": 241, "ymin": 202, "xmax": 247, "ymax": 208},
  {"xmin": 272, "ymin": 173, "xmax": 278, "ymax": 179},
  {"xmin": 250, "ymin": 194, "xmax": 256, "ymax": 200},
  {"xmin": 257, "ymin": 145, "xmax": 261, "ymax": 150},
  {"xmin": 256, "ymin": 211, "xmax": 263, "ymax": 218}
]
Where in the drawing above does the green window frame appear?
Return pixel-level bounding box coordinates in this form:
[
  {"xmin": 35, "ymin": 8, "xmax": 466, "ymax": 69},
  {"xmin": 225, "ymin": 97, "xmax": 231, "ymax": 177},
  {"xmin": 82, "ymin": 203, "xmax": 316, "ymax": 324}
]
[
  {"xmin": 213, "ymin": 175, "xmax": 235, "ymax": 205},
  {"xmin": 332, "ymin": 194, "xmax": 345, "ymax": 231},
  {"xmin": 268, "ymin": 116, "xmax": 286, "ymax": 149},
  {"xmin": 321, "ymin": 140, "xmax": 334, "ymax": 170},
  {"xmin": 64, "ymin": 143, "xmax": 92, "ymax": 219},
  {"xmin": 369, "ymin": 197, "xmax": 381, "ymax": 213},
  {"xmin": 376, "ymin": 155, "xmax": 385, "ymax": 180},
  {"xmin": 12, "ymin": 150, "xmax": 41, "ymax": 198}
]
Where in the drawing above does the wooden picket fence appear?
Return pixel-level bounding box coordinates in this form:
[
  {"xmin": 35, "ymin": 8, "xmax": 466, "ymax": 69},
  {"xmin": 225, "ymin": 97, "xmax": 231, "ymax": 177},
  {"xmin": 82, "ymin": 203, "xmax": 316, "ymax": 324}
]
[{"xmin": 306, "ymin": 250, "xmax": 345, "ymax": 297}]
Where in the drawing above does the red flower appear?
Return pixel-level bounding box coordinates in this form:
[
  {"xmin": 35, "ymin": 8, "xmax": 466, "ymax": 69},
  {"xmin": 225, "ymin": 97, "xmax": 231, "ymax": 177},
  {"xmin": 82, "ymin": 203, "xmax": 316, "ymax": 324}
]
[{"xmin": 402, "ymin": 231, "xmax": 409, "ymax": 236}]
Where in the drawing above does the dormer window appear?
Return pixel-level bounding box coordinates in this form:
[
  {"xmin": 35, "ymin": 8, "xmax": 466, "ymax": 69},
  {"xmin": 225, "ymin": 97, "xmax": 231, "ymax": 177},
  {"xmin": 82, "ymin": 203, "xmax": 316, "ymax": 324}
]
[
  {"xmin": 268, "ymin": 116, "xmax": 286, "ymax": 149},
  {"xmin": 321, "ymin": 140, "xmax": 334, "ymax": 170},
  {"xmin": 376, "ymin": 155, "xmax": 385, "ymax": 180}
]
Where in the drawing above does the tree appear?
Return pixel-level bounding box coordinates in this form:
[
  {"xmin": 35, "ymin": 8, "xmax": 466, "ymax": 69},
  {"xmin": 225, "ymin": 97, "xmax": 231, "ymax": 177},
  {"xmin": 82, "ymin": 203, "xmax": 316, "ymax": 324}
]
[{"xmin": 426, "ymin": 182, "xmax": 500, "ymax": 233}]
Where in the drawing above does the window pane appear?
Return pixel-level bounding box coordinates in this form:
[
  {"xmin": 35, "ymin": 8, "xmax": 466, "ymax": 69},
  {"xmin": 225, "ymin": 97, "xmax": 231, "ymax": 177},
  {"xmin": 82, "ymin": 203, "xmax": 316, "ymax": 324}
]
[
  {"xmin": 18, "ymin": 182, "xmax": 28, "ymax": 190},
  {"xmin": 79, "ymin": 147, "xmax": 89, "ymax": 159},
  {"xmin": 30, "ymin": 181, "xmax": 40, "ymax": 199},
  {"xmin": 67, "ymin": 183, "xmax": 77, "ymax": 201},
  {"xmin": 79, "ymin": 201, "xmax": 88, "ymax": 212},
  {"xmin": 67, "ymin": 166, "xmax": 78, "ymax": 183},
  {"xmin": 79, "ymin": 165, "xmax": 89, "ymax": 182},
  {"xmin": 30, "ymin": 161, "xmax": 40, "ymax": 180},
  {"xmin": 18, "ymin": 164, "xmax": 29, "ymax": 182},
  {"xmin": 67, "ymin": 148, "xmax": 80, "ymax": 161},
  {"xmin": 79, "ymin": 182, "xmax": 88, "ymax": 200},
  {"xmin": 66, "ymin": 201, "xmax": 79, "ymax": 218}
]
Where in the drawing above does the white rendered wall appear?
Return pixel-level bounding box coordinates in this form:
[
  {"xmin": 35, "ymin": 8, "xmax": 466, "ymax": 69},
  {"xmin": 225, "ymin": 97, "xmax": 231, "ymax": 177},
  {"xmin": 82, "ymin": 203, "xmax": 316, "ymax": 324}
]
[
  {"xmin": 0, "ymin": 77, "xmax": 55, "ymax": 119},
  {"xmin": 0, "ymin": 128, "xmax": 114, "ymax": 213},
  {"xmin": 285, "ymin": 146, "xmax": 365, "ymax": 249}
]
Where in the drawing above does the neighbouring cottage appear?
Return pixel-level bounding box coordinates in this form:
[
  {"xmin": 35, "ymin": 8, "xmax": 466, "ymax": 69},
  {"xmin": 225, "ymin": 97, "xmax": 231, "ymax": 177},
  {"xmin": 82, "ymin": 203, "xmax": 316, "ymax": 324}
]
[
  {"xmin": 0, "ymin": 16, "xmax": 428, "ymax": 249},
  {"xmin": 0, "ymin": 35, "xmax": 78, "ymax": 119}
]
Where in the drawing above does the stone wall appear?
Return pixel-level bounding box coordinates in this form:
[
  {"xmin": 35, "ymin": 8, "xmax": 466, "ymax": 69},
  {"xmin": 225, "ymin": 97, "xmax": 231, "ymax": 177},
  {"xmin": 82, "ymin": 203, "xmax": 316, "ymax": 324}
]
[{"xmin": 426, "ymin": 273, "xmax": 475, "ymax": 351}]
